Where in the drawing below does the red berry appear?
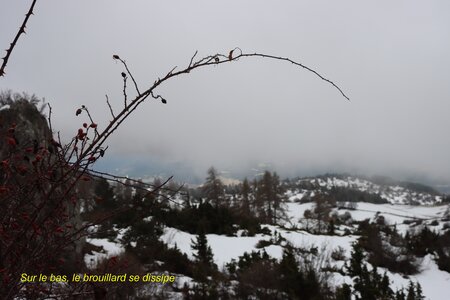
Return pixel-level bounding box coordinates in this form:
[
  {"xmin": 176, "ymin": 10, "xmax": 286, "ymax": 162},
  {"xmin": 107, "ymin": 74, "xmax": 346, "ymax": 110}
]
[{"xmin": 7, "ymin": 138, "xmax": 16, "ymax": 146}]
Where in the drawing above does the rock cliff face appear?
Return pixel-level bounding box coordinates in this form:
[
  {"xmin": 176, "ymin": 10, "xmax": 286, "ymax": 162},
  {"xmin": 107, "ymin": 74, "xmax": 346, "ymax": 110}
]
[
  {"xmin": 0, "ymin": 98, "xmax": 52, "ymax": 159},
  {"xmin": 0, "ymin": 95, "xmax": 84, "ymax": 274}
]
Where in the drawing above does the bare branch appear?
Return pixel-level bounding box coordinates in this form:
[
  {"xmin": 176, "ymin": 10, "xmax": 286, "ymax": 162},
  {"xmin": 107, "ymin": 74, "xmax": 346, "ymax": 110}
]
[
  {"xmin": 105, "ymin": 94, "xmax": 115, "ymax": 119},
  {"xmin": 113, "ymin": 55, "xmax": 141, "ymax": 95},
  {"xmin": 239, "ymin": 53, "xmax": 350, "ymax": 101},
  {"xmin": 87, "ymin": 169, "xmax": 186, "ymax": 207},
  {"xmin": 122, "ymin": 73, "xmax": 128, "ymax": 107},
  {"xmin": 0, "ymin": 0, "xmax": 38, "ymax": 77},
  {"xmin": 150, "ymin": 90, "xmax": 167, "ymax": 104},
  {"xmin": 87, "ymin": 168, "xmax": 180, "ymax": 194},
  {"xmin": 47, "ymin": 103, "xmax": 53, "ymax": 132},
  {"xmin": 89, "ymin": 49, "xmax": 349, "ymax": 163},
  {"xmin": 188, "ymin": 50, "xmax": 198, "ymax": 67},
  {"xmin": 167, "ymin": 65, "xmax": 177, "ymax": 77}
]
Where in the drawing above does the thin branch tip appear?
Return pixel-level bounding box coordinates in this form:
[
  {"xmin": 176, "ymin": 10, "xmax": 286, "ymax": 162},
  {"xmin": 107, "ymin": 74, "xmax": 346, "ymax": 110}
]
[{"xmin": 0, "ymin": 0, "xmax": 37, "ymax": 77}]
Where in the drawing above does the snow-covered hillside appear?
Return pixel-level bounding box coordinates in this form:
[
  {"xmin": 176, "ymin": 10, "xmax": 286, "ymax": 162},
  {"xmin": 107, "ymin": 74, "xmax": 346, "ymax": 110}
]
[
  {"xmin": 288, "ymin": 175, "xmax": 444, "ymax": 205},
  {"xmin": 84, "ymin": 174, "xmax": 450, "ymax": 299},
  {"xmin": 155, "ymin": 200, "xmax": 450, "ymax": 299}
]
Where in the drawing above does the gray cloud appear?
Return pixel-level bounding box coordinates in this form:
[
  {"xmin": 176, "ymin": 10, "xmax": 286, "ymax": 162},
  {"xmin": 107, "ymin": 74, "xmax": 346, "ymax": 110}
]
[{"xmin": 1, "ymin": 0, "xmax": 449, "ymax": 184}]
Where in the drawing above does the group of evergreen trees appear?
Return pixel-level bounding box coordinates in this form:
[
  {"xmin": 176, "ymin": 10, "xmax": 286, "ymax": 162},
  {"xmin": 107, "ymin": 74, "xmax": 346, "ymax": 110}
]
[
  {"xmin": 345, "ymin": 242, "xmax": 425, "ymax": 300},
  {"xmin": 224, "ymin": 246, "xmax": 326, "ymax": 299},
  {"xmin": 85, "ymin": 168, "xmax": 448, "ymax": 299},
  {"xmin": 201, "ymin": 167, "xmax": 286, "ymax": 225}
]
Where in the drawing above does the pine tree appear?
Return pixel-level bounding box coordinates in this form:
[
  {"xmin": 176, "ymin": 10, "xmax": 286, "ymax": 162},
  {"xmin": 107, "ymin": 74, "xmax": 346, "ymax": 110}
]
[
  {"xmin": 254, "ymin": 178, "xmax": 265, "ymax": 219},
  {"xmin": 191, "ymin": 228, "xmax": 217, "ymax": 283},
  {"xmin": 279, "ymin": 245, "xmax": 301, "ymax": 296},
  {"xmin": 395, "ymin": 289, "xmax": 406, "ymax": 300},
  {"xmin": 256, "ymin": 171, "xmax": 285, "ymax": 224},
  {"xmin": 415, "ymin": 282, "xmax": 424, "ymax": 300},
  {"xmin": 271, "ymin": 172, "xmax": 284, "ymax": 224},
  {"xmin": 262, "ymin": 171, "xmax": 274, "ymax": 223},
  {"xmin": 328, "ymin": 219, "xmax": 335, "ymax": 235},
  {"xmin": 241, "ymin": 178, "xmax": 251, "ymax": 215},
  {"xmin": 335, "ymin": 284, "xmax": 352, "ymax": 300},
  {"xmin": 191, "ymin": 230, "xmax": 215, "ymax": 268},
  {"xmin": 347, "ymin": 242, "xmax": 364, "ymax": 277},
  {"xmin": 380, "ymin": 272, "xmax": 393, "ymax": 298},
  {"xmin": 406, "ymin": 281, "xmax": 416, "ymax": 300},
  {"xmin": 94, "ymin": 177, "xmax": 116, "ymax": 210},
  {"xmin": 202, "ymin": 167, "xmax": 225, "ymax": 208}
]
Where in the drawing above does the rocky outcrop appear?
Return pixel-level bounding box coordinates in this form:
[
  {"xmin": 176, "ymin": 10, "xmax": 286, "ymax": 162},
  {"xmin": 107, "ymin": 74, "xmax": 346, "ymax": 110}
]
[{"xmin": 0, "ymin": 94, "xmax": 85, "ymax": 277}]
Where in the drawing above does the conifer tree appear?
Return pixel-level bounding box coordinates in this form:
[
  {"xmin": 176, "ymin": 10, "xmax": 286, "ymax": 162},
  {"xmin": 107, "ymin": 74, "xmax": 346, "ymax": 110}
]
[
  {"xmin": 94, "ymin": 178, "xmax": 116, "ymax": 210},
  {"xmin": 254, "ymin": 171, "xmax": 285, "ymax": 224},
  {"xmin": 335, "ymin": 284, "xmax": 352, "ymax": 300},
  {"xmin": 279, "ymin": 245, "xmax": 301, "ymax": 296},
  {"xmin": 241, "ymin": 178, "xmax": 251, "ymax": 215},
  {"xmin": 406, "ymin": 281, "xmax": 416, "ymax": 300},
  {"xmin": 191, "ymin": 227, "xmax": 217, "ymax": 283},
  {"xmin": 396, "ymin": 289, "xmax": 406, "ymax": 300},
  {"xmin": 347, "ymin": 242, "xmax": 364, "ymax": 277},
  {"xmin": 271, "ymin": 172, "xmax": 284, "ymax": 224},
  {"xmin": 415, "ymin": 282, "xmax": 424, "ymax": 300},
  {"xmin": 262, "ymin": 171, "xmax": 274, "ymax": 222},
  {"xmin": 191, "ymin": 229, "xmax": 215, "ymax": 268},
  {"xmin": 380, "ymin": 272, "xmax": 393, "ymax": 298},
  {"xmin": 202, "ymin": 166, "xmax": 225, "ymax": 208}
]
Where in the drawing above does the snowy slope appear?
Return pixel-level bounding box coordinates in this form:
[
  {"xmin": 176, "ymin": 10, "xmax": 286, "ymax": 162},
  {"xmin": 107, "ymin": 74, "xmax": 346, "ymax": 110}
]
[
  {"xmin": 84, "ymin": 174, "xmax": 450, "ymax": 299},
  {"xmin": 289, "ymin": 175, "xmax": 444, "ymax": 205},
  {"xmin": 158, "ymin": 198, "xmax": 450, "ymax": 299}
]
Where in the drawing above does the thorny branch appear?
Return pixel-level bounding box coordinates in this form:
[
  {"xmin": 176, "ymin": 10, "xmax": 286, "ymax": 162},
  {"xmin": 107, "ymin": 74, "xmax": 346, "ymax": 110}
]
[
  {"xmin": 68, "ymin": 49, "xmax": 349, "ymax": 205},
  {"xmin": 87, "ymin": 169, "xmax": 186, "ymax": 207},
  {"xmin": 113, "ymin": 55, "xmax": 141, "ymax": 95},
  {"xmin": 85, "ymin": 49, "xmax": 349, "ymax": 161},
  {"xmin": 0, "ymin": 0, "xmax": 38, "ymax": 77},
  {"xmin": 240, "ymin": 53, "xmax": 350, "ymax": 101},
  {"xmin": 1, "ymin": 46, "xmax": 349, "ymax": 297},
  {"xmin": 105, "ymin": 94, "xmax": 115, "ymax": 119}
]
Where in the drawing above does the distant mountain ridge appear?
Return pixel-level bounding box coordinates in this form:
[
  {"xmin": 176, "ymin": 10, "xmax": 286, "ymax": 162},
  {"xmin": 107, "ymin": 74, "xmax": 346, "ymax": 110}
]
[{"xmin": 285, "ymin": 174, "xmax": 445, "ymax": 205}]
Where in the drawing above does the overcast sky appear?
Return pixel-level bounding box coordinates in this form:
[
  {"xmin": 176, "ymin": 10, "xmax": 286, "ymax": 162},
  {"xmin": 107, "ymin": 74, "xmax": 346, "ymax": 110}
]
[{"xmin": 1, "ymin": 1, "xmax": 450, "ymax": 184}]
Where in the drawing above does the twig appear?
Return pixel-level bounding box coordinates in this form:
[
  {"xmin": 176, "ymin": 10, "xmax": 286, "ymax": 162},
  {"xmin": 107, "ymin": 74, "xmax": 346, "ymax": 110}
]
[
  {"xmin": 167, "ymin": 65, "xmax": 177, "ymax": 76},
  {"xmin": 150, "ymin": 90, "xmax": 167, "ymax": 104},
  {"xmin": 87, "ymin": 168, "xmax": 185, "ymax": 197},
  {"xmin": 47, "ymin": 103, "xmax": 53, "ymax": 132},
  {"xmin": 87, "ymin": 170, "xmax": 186, "ymax": 207},
  {"xmin": 0, "ymin": 0, "xmax": 38, "ymax": 77},
  {"xmin": 188, "ymin": 50, "xmax": 198, "ymax": 67},
  {"xmin": 105, "ymin": 94, "xmax": 115, "ymax": 119},
  {"xmin": 122, "ymin": 74, "xmax": 128, "ymax": 107},
  {"xmin": 114, "ymin": 56, "xmax": 141, "ymax": 95},
  {"xmin": 239, "ymin": 53, "xmax": 350, "ymax": 101}
]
